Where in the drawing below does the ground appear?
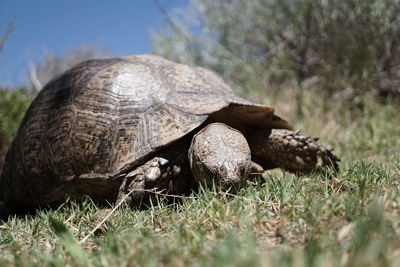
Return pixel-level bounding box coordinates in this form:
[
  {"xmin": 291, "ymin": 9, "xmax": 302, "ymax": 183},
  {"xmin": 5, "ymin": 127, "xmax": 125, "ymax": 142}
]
[{"xmin": 0, "ymin": 92, "xmax": 399, "ymax": 266}]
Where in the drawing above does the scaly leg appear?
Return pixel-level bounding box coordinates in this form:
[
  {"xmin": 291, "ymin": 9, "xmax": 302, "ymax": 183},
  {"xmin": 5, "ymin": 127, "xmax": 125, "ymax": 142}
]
[
  {"xmin": 249, "ymin": 129, "xmax": 340, "ymax": 173},
  {"xmin": 116, "ymin": 157, "xmax": 172, "ymax": 207}
]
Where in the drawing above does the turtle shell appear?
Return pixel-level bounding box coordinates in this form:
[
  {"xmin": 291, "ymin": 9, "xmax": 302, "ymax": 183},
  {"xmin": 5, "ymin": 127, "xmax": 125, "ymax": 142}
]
[{"xmin": 0, "ymin": 55, "xmax": 292, "ymax": 207}]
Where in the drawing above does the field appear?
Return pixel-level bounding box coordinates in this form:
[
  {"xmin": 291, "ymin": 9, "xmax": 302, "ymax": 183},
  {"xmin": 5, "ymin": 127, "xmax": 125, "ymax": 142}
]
[{"xmin": 0, "ymin": 92, "xmax": 399, "ymax": 266}]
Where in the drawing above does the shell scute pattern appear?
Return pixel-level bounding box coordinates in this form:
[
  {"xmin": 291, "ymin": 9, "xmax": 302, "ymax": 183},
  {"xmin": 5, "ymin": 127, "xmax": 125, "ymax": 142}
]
[
  {"xmin": 162, "ymin": 64, "xmax": 240, "ymax": 115},
  {"xmin": 6, "ymin": 56, "xmax": 251, "ymax": 184}
]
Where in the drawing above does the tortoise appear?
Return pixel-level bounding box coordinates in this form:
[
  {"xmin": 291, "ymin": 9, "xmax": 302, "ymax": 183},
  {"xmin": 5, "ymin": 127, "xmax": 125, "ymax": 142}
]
[{"xmin": 0, "ymin": 55, "xmax": 339, "ymax": 216}]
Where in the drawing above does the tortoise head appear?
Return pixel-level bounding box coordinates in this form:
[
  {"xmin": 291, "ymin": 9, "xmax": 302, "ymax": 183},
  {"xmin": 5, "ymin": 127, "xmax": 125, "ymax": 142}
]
[{"xmin": 188, "ymin": 123, "xmax": 251, "ymax": 191}]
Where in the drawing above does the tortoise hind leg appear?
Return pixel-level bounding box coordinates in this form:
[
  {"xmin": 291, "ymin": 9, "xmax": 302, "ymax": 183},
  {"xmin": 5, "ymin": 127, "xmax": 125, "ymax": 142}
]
[{"xmin": 249, "ymin": 129, "xmax": 340, "ymax": 174}]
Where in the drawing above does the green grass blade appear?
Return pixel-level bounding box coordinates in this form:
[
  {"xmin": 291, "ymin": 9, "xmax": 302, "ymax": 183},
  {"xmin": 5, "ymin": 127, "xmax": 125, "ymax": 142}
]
[{"xmin": 48, "ymin": 217, "xmax": 91, "ymax": 266}]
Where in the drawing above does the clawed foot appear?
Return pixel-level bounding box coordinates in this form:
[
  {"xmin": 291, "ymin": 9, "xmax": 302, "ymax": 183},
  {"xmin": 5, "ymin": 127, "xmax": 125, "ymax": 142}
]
[
  {"xmin": 142, "ymin": 157, "xmax": 171, "ymax": 188},
  {"xmin": 116, "ymin": 157, "xmax": 177, "ymax": 207}
]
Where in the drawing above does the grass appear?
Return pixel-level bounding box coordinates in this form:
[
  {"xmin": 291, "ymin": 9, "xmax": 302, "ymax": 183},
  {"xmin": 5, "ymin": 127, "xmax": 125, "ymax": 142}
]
[{"xmin": 0, "ymin": 92, "xmax": 399, "ymax": 266}]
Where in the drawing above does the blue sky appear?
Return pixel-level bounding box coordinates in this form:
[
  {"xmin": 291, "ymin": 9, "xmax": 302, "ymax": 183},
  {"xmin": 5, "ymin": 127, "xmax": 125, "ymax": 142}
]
[{"xmin": 0, "ymin": 0, "xmax": 186, "ymax": 87}]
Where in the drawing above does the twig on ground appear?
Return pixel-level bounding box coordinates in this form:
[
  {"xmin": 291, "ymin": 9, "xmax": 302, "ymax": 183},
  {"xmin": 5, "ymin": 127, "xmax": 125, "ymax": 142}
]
[{"xmin": 79, "ymin": 188, "xmax": 197, "ymax": 244}]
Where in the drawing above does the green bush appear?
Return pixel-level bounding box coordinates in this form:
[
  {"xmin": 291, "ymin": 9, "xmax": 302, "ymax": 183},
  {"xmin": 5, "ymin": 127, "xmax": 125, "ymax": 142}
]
[
  {"xmin": 153, "ymin": 0, "xmax": 400, "ymax": 100},
  {"xmin": 0, "ymin": 87, "xmax": 32, "ymax": 170}
]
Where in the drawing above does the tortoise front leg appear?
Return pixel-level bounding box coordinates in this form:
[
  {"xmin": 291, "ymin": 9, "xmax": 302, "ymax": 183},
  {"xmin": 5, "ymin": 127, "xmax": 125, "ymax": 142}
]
[
  {"xmin": 116, "ymin": 140, "xmax": 196, "ymax": 208},
  {"xmin": 116, "ymin": 157, "xmax": 173, "ymax": 207},
  {"xmin": 248, "ymin": 129, "xmax": 340, "ymax": 174}
]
